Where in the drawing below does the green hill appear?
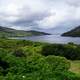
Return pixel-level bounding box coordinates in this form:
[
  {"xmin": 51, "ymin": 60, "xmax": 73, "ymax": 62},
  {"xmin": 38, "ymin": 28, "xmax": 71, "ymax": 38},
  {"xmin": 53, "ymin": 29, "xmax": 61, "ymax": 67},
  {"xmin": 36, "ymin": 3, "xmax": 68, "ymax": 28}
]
[
  {"xmin": 0, "ymin": 39, "xmax": 80, "ymax": 80},
  {"xmin": 62, "ymin": 26, "xmax": 80, "ymax": 37},
  {"xmin": 0, "ymin": 26, "xmax": 50, "ymax": 37}
]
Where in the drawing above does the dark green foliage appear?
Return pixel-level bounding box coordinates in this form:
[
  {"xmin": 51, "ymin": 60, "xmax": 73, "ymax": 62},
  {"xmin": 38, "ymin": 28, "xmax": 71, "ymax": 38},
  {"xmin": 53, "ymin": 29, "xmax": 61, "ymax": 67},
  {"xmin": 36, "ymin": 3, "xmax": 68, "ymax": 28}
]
[
  {"xmin": 13, "ymin": 48, "xmax": 26, "ymax": 57},
  {"xmin": 41, "ymin": 43, "xmax": 80, "ymax": 60},
  {"xmin": 0, "ymin": 59, "xmax": 9, "ymax": 70}
]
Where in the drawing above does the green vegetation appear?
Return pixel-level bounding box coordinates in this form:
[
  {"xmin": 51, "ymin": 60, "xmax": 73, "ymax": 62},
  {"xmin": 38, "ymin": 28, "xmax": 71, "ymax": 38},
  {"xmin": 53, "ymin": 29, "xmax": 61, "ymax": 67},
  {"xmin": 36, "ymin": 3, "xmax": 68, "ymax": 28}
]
[
  {"xmin": 62, "ymin": 26, "xmax": 80, "ymax": 37},
  {"xmin": 0, "ymin": 26, "xmax": 50, "ymax": 37},
  {"xmin": 41, "ymin": 43, "xmax": 80, "ymax": 60},
  {"xmin": 0, "ymin": 39, "xmax": 80, "ymax": 80}
]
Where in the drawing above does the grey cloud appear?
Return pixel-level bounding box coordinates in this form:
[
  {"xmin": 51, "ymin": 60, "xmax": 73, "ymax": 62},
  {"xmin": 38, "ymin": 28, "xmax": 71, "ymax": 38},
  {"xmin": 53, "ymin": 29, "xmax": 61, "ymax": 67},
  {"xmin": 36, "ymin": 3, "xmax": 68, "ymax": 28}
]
[
  {"xmin": 12, "ymin": 11, "xmax": 50, "ymax": 27},
  {"xmin": 0, "ymin": 0, "xmax": 80, "ymax": 30},
  {"xmin": 66, "ymin": 0, "xmax": 80, "ymax": 7}
]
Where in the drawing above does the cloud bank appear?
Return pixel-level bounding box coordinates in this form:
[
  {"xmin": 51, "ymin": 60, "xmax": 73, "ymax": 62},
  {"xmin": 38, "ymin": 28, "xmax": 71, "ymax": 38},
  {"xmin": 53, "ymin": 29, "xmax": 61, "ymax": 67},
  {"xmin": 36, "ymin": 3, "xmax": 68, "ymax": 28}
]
[{"xmin": 0, "ymin": 0, "xmax": 80, "ymax": 30}]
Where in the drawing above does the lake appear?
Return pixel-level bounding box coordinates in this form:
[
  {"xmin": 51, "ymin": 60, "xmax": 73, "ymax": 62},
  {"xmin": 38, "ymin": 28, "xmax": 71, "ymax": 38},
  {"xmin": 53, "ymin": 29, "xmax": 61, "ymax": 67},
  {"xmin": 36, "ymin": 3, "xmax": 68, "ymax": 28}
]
[{"xmin": 10, "ymin": 35, "xmax": 80, "ymax": 44}]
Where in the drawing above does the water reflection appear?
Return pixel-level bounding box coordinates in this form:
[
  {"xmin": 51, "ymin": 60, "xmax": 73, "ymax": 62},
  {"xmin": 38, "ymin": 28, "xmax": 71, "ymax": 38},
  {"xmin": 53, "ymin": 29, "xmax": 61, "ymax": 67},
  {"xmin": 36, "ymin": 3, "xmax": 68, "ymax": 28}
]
[{"xmin": 10, "ymin": 35, "xmax": 80, "ymax": 44}]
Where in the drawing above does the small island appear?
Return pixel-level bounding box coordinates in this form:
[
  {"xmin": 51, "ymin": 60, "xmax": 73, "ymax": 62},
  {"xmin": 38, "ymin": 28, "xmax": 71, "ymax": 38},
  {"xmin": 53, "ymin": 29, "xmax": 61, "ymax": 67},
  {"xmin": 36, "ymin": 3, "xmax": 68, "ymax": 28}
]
[
  {"xmin": 0, "ymin": 26, "xmax": 50, "ymax": 38},
  {"xmin": 62, "ymin": 26, "xmax": 80, "ymax": 37}
]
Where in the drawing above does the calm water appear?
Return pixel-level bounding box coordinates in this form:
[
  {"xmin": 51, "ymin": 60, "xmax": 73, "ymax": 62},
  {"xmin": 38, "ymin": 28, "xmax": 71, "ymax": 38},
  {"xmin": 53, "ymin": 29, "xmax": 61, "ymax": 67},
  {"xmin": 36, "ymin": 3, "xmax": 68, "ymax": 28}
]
[{"xmin": 10, "ymin": 35, "xmax": 80, "ymax": 44}]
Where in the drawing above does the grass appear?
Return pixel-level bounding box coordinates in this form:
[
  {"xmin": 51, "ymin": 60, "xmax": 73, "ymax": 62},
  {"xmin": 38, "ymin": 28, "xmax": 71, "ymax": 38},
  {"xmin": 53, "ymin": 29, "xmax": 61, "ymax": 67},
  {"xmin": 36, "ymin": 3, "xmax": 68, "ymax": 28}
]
[{"xmin": 70, "ymin": 60, "xmax": 80, "ymax": 75}]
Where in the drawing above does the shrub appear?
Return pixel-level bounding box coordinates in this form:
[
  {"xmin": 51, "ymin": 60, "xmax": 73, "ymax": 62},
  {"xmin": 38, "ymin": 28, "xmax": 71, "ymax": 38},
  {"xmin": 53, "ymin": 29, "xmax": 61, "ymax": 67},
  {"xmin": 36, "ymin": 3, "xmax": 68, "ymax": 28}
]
[
  {"xmin": 13, "ymin": 48, "xmax": 26, "ymax": 57},
  {"xmin": 45, "ymin": 55, "xmax": 70, "ymax": 71},
  {"xmin": 41, "ymin": 44, "xmax": 80, "ymax": 60}
]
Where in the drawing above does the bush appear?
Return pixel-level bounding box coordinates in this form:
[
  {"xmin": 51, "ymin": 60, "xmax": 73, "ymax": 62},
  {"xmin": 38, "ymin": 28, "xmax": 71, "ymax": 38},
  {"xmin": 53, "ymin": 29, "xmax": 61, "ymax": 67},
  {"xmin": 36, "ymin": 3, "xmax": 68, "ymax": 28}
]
[
  {"xmin": 41, "ymin": 44, "xmax": 80, "ymax": 60},
  {"xmin": 45, "ymin": 55, "xmax": 70, "ymax": 71},
  {"xmin": 13, "ymin": 48, "xmax": 26, "ymax": 57}
]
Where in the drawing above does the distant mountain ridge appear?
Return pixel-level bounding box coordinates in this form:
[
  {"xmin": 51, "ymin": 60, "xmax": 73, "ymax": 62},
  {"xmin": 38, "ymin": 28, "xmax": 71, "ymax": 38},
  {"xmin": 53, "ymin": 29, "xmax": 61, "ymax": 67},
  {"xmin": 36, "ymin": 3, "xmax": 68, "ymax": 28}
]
[
  {"xmin": 0, "ymin": 26, "xmax": 50, "ymax": 37},
  {"xmin": 62, "ymin": 26, "xmax": 80, "ymax": 37}
]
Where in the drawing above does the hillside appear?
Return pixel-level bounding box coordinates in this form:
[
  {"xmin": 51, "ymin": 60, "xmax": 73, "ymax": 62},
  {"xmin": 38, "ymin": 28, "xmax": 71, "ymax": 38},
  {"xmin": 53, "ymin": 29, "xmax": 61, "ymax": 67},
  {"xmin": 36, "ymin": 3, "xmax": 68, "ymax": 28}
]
[
  {"xmin": 62, "ymin": 26, "xmax": 80, "ymax": 37},
  {"xmin": 0, "ymin": 26, "xmax": 50, "ymax": 37},
  {"xmin": 0, "ymin": 39, "xmax": 80, "ymax": 79}
]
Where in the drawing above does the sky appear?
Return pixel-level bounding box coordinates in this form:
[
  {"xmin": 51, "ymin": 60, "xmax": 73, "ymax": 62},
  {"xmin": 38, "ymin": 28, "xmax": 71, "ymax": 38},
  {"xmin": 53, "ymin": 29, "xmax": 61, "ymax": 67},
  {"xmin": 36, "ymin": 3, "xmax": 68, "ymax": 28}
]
[{"xmin": 0, "ymin": 0, "xmax": 80, "ymax": 31}]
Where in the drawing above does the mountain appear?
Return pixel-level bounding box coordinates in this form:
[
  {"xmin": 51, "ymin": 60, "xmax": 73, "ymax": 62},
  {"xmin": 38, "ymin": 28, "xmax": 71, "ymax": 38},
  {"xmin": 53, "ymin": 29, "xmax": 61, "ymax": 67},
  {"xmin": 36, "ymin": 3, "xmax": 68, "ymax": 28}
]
[
  {"xmin": 0, "ymin": 26, "xmax": 50, "ymax": 37},
  {"xmin": 62, "ymin": 26, "xmax": 80, "ymax": 37}
]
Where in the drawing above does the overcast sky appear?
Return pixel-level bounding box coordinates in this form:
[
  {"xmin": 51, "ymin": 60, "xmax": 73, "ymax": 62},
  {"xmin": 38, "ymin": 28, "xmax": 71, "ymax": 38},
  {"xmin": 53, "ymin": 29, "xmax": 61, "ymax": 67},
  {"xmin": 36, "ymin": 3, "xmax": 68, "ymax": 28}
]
[{"xmin": 0, "ymin": 0, "xmax": 80, "ymax": 30}]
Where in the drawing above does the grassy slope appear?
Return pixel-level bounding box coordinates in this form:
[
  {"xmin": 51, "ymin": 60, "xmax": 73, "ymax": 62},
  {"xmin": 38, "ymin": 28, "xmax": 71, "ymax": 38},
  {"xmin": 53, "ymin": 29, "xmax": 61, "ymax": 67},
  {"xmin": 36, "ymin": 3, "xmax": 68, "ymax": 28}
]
[
  {"xmin": 0, "ymin": 26, "xmax": 50, "ymax": 37},
  {"xmin": 70, "ymin": 61, "xmax": 80, "ymax": 75},
  {"xmin": 62, "ymin": 26, "xmax": 80, "ymax": 37}
]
